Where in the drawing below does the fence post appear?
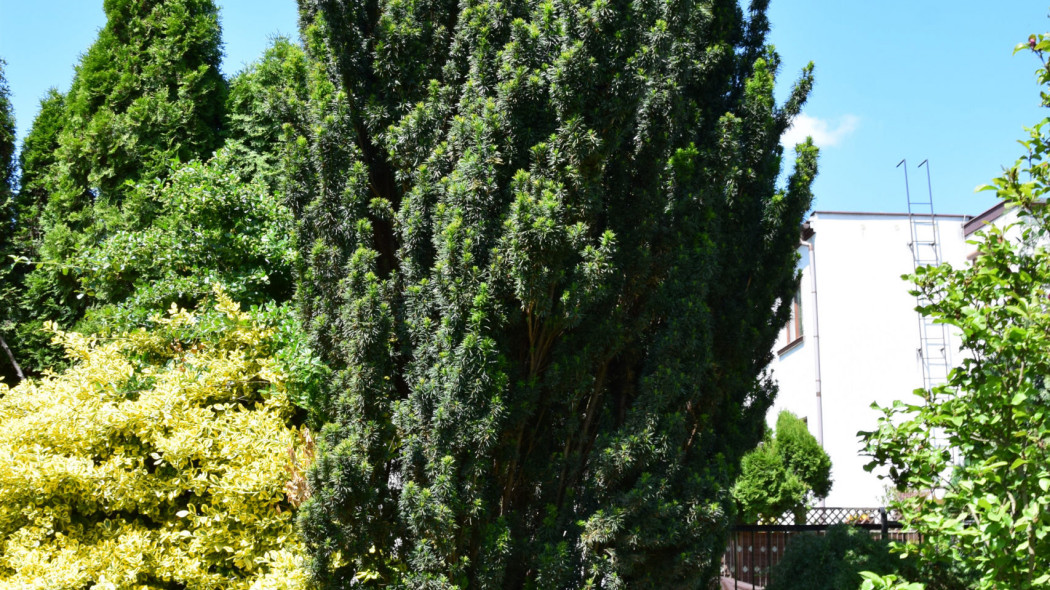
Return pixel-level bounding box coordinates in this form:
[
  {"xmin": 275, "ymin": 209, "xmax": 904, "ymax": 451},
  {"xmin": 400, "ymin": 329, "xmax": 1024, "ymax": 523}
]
[
  {"xmin": 750, "ymin": 530, "xmax": 754, "ymax": 587},
  {"xmin": 732, "ymin": 532, "xmax": 738, "ymax": 590},
  {"xmin": 880, "ymin": 507, "xmax": 889, "ymax": 539},
  {"xmin": 766, "ymin": 528, "xmax": 772, "ymax": 586}
]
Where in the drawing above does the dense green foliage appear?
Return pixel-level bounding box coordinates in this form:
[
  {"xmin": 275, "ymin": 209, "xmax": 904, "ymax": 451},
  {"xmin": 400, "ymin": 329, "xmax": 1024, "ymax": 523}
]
[
  {"xmin": 0, "ymin": 59, "xmax": 19, "ymax": 381},
  {"xmin": 14, "ymin": 89, "xmax": 65, "ymax": 217},
  {"xmin": 2, "ymin": 8, "xmax": 312, "ymax": 382},
  {"xmin": 6, "ymin": 0, "xmax": 229, "ymax": 376},
  {"xmin": 733, "ymin": 410, "xmax": 831, "ymax": 523},
  {"xmin": 765, "ymin": 525, "xmax": 916, "ymax": 590},
  {"xmin": 1, "ymin": 91, "xmax": 70, "ymax": 381},
  {"xmin": 858, "ymin": 572, "xmax": 927, "ymax": 590},
  {"xmin": 774, "ymin": 410, "xmax": 832, "ymax": 499},
  {"xmin": 49, "ymin": 0, "xmax": 226, "ymax": 212},
  {"xmin": 290, "ymin": 0, "xmax": 817, "ymax": 586},
  {"xmin": 1, "ymin": 0, "xmax": 819, "ymax": 585},
  {"xmin": 10, "ymin": 89, "xmax": 65, "ymax": 260},
  {"xmin": 861, "ymin": 37, "xmax": 1050, "ymax": 590},
  {"xmin": 73, "ymin": 150, "xmax": 297, "ymax": 335},
  {"xmin": 224, "ymin": 37, "xmax": 311, "ymax": 189},
  {"xmin": 0, "ymin": 59, "xmax": 14, "ymax": 235}
]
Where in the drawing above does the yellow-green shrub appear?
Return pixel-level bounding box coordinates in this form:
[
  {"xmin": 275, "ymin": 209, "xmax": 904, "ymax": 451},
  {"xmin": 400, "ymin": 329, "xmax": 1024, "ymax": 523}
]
[{"xmin": 0, "ymin": 288, "xmax": 308, "ymax": 589}]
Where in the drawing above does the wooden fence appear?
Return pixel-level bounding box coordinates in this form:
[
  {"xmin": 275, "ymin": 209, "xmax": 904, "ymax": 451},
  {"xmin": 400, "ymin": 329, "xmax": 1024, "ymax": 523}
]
[{"xmin": 720, "ymin": 507, "xmax": 920, "ymax": 589}]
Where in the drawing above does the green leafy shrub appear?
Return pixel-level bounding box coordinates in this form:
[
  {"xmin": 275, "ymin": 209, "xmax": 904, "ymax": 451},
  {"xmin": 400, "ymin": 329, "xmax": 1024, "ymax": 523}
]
[
  {"xmin": 766, "ymin": 525, "xmax": 917, "ymax": 590},
  {"xmin": 859, "ymin": 572, "xmax": 926, "ymax": 590},
  {"xmin": 74, "ymin": 149, "xmax": 297, "ymax": 335},
  {"xmin": 733, "ymin": 411, "xmax": 832, "ymax": 522}
]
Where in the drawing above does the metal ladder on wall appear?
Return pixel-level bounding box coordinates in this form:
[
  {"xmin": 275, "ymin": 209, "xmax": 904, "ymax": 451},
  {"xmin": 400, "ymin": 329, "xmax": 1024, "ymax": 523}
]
[{"xmin": 900, "ymin": 159, "xmax": 952, "ymax": 394}]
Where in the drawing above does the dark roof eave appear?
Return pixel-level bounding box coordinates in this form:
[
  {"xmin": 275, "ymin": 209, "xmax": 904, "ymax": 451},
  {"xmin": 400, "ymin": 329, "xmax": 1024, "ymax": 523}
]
[{"xmin": 963, "ymin": 201, "xmax": 1009, "ymax": 237}]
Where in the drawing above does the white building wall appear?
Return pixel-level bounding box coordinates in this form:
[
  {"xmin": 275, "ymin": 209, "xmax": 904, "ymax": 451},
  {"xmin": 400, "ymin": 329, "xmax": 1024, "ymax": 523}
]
[{"xmin": 768, "ymin": 212, "xmax": 971, "ymax": 507}]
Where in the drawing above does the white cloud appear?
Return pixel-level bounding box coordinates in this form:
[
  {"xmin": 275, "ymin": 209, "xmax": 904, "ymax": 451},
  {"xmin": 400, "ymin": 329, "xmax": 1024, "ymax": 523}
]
[{"xmin": 781, "ymin": 114, "xmax": 859, "ymax": 148}]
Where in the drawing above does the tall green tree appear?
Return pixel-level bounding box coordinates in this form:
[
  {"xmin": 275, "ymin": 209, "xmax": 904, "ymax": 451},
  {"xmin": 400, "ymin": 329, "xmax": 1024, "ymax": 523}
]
[
  {"xmin": 47, "ymin": 0, "xmax": 226, "ymax": 221},
  {"xmin": 291, "ymin": 0, "xmax": 817, "ymax": 586},
  {"xmin": 861, "ymin": 34, "xmax": 1050, "ymax": 590},
  {"xmin": 0, "ymin": 59, "xmax": 14, "ymax": 226},
  {"xmin": 0, "ymin": 90, "xmax": 67, "ymax": 382},
  {"xmin": 0, "ymin": 59, "xmax": 21, "ymax": 382},
  {"xmin": 10, "ymin": 0, "xmax": 228, "ymax": 374},
  {"xmin": 13, "ymin": 89, "xmax": 65, "ymax": 253},
  {"xmin": 224, "ymin": 36, "xmax": 312, "ymax": 189}
]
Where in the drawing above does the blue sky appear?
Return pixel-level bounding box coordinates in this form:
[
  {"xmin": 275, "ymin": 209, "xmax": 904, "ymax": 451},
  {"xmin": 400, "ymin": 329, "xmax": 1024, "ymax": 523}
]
[
  {"xmin": 1, "ymin": 1, "xmax": 1047, "ymax": 216},
  {"xmin": 768, "ymin": 1, "xmax": 1048, "ymax": 215}
]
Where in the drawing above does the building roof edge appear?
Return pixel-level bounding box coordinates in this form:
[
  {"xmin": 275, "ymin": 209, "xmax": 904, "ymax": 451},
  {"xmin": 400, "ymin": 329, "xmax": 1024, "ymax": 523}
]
[
  {"xmin": 811, "ymin": 210, "xmax": 971, "ymax": 219},
  {"xmin": 963, "ymin": 201, "xmax": 1009, "ymax": 236}
]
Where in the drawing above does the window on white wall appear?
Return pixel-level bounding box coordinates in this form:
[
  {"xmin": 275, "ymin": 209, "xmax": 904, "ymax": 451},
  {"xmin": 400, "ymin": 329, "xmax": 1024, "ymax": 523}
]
[{"xmin": 780, "ymin": 291, "xmax": 803, "ymax": 351}]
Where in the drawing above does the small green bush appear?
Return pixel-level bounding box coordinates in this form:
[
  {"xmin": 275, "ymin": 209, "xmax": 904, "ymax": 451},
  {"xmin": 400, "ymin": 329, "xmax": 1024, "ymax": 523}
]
[
  {"xmin": 766, "ymin": 525, "xmax": 916, "ymax": 590},
  {"xmin": 733, "ymin": 410, "xmax": 832, "ymax": 523}
]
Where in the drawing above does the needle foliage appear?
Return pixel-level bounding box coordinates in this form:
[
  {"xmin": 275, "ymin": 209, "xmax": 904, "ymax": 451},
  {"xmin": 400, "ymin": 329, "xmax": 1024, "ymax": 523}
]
[{"xmin": 290, "ymin": 0, "xmax": 817, "ymax": 586}]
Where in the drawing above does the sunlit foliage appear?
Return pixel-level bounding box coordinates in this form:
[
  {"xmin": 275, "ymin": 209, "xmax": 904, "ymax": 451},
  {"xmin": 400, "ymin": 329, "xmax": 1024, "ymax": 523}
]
[
  {"xmin": 291, "ymin": 0, "xmax": 817, "ymax": 585},
  {"xmin": 0, "ymin": 289, "xmax": 308, "ymax": 589},
  {"xmin": 861, "ymin": 34, "xmax": 1050, "ymax": 590}
]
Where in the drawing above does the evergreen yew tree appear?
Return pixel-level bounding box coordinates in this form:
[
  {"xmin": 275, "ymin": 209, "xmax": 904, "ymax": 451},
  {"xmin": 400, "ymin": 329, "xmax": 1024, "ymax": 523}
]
[{"xmin": 291, "ymin": 0, "xmax": 817, "ymax": 586}]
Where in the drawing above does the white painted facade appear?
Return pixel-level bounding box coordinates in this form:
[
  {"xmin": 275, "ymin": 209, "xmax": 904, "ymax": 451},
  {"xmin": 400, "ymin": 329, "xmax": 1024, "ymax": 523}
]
[{"xmin": 767, "ymin": 210, "xmax": 976, "ymax": 507}]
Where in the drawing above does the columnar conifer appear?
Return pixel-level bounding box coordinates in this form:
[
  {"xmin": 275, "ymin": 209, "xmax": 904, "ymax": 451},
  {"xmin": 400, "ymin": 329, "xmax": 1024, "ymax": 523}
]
[
  {"xmin": 0, "ymin": 60, "xmax": 14, "ymax": 223},
  {"xmin": 290, "ymin": 0, "xmax": 817, "ymax": 586},
  {"xmin": 14, "ymin": 90, "xmax": 65, "ymax": 250},
  {"xmin": 3, "ymin": 90, "xmax": 69, "ymax": 379},
  {"xmin": 224, "ymin": 37, "xmax": 312, "ymax": 189},
  {"xmin": 11, "ymin": 0, "xmax": 228, "ymax": 374},
  {"xmin": 48, "ymin": 0, "xmax": 226, "ymax": 218},
  {"xmin": 733, "ymin": 410, "xmax": 832, "ymax": 523},
  {"xmin": 0, "ymin": 59, "xmax": 20, "ymax": 382}
]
